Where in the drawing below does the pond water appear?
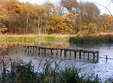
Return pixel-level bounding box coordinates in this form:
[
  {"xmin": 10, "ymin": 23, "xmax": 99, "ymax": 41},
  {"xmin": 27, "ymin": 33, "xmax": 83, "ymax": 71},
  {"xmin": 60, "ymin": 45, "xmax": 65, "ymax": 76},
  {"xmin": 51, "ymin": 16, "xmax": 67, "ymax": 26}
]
[
  {"xmin": 71, "ymin": 44, "xmax": 113, "ymax": 82},
  {"xmin": 0, "ymin": 42, "xmax": 113, "ymax": 83}
]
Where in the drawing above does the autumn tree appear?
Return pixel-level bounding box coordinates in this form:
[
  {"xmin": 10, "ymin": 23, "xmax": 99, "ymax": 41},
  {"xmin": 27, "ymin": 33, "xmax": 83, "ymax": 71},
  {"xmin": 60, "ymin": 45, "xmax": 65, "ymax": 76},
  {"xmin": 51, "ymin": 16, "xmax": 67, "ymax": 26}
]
[
  {"xmin": 61, "ymin": 0, "xmax": 102, "ymax": 33},
  {"xmin": 0, "ymin": 0, "xmax": 112, "ymax": 34},
  {"xmin": 102, "ymin": 14, "xmax": 113, "ymax": 32},
  {"xmin": 2, "ymin": 0, "xmax": 26, "ymax": 33}
]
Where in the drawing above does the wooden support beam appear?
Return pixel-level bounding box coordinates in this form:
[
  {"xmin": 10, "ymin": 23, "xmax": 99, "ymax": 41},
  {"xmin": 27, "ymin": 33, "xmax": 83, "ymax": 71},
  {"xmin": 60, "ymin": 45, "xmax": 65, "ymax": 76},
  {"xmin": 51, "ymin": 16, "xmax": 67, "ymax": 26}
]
[
  {"xmin": 69, "ymin": 50, "xmax": 72, "ymax": 59},
  {"xmin": 64, "ymin": 49, "xmax": 67, "ymax": 58},
  {"xmin": 38, "ymin": 47, "xmax": 40, "ymax": 56},
  {"xmin": 97, "ymin": 51, "xmax": 99, "ymax": 62},
  {"xmin": 74, "ymin": 51, "xmax": 76, "ymax": 59},
  {"xmin": 50, "ymin": 48, "xmax": 53, "ymax": 56},
  {"xmin": 60, "ymin": 49, "xmax": 63, "ymax": 57},
  {"xmin": 93, "ymin": 52, "xmax": 95, "ymax": 62},
  {"xmin": 56, "ymin": 49, "xmax": 58, "ymax": 57},
  {"xmin": 79, "ymin": 50, "xmax": 82, "ymax": 59},
  {"xmin": 88, "ymin": 52, "xmax": 90, "ymax": 61},
  {"xmin": 44, "ymin": 48, "xmax": 46, "ymax": 56}
]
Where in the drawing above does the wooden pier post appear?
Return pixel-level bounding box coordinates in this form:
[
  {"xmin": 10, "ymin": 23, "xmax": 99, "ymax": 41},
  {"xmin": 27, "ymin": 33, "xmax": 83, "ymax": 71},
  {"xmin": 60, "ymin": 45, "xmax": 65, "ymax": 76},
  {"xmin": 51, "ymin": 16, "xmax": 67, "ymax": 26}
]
[
  {"xmin": 82, "ymin": 51, "xmax": 86, "ymax": 61},
  {"xmin": 42, "ymin": 48, "xmax": 44, "ymax": 56},
  {"xmin": 38, "ymin": 47, "xmax": 41, "ymax": 56},
  {"xmin": 74, "ymin": 51, "xmax": 76, "ymax": 59},
  {"xmin": 69, "ymin": 50, "xmax": 72, "ymax": 59},
  {"xmin": 35, "ymin": 46, "xmax": 38, "ymax": 56},
  {"xmin": 50, "ymin": 48, "xmax": 53, "ymax": 56},
  {"xmin": 28, "ymin": 46, "xmax": 31, "ymax": 56},
  {"xmin": 64, "ymin": 49, "xmax": 67, "ymax": 58},
  {"xmin": 56, "ymin": 49, "xmax": 58, "ymax": 57},
  {"xmin": 33, "ymin": 46, "xmax": 35, "ymax": 56},
  {"xmin": 24, "ymin": 46, "xmax": 27, "ymax": 56},
  {"xmin": 60, "ymin": 49, "xmax": 63, "ymax": 57},
  {"xmin": 97, "ymin": 51, "xmax": 99, "ymax": 62},
  {"xmin": 93, "ymin": 52, "xmax": 95, "ymax": 62},
  {"xmin": 88, "ymin": 52, "xmax": 90, "ymax": 61},
  {"xmin": 43, "ymin": 48, "xmax": 46, "ymax": 56},
  {"xmin": 79, "ymin": 50, "xmax": 82, "ymax": 59}
]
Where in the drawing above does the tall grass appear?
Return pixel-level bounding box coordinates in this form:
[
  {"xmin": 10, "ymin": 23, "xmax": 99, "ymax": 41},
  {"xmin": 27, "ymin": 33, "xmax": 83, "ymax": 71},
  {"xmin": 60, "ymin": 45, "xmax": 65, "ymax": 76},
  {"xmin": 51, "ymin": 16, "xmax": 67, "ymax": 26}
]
[
  {"xmin": 0, "ymin": 59, "xmax": 100, "ymax": 83},
  {"xmin": 0, "ymin": 34, "xmax": 72, "ymax": 45}
]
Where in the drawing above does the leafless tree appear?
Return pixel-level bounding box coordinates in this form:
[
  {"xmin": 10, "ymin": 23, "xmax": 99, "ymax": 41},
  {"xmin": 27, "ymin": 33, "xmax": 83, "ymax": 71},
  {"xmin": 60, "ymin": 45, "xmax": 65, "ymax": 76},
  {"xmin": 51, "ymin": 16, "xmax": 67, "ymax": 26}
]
[{"xmin": 61, "ymin": 0, "xmax": 78, "ymax": 11}]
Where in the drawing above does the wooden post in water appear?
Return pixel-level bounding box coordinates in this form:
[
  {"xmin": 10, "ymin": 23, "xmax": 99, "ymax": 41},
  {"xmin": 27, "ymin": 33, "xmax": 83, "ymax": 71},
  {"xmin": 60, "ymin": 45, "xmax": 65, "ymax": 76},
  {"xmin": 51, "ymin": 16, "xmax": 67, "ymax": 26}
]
[
  {"xmin": 88, "ymin": 51, "xmax": 90, "ymax": 61},
  {"xmin": 44, "ymin": 48, "xmax": 46, "ymax": 56},
  {"xmin": 24, "ymin": 46, "xmax": 27, "ymax": 56},
  {"xmin": 38, "ymin": 47, "xmax": 40, "ymax": 56},
  {"xmin": 33, "ymin": 46, "xmax": 35, "ymax": 56},
  {"xmin": 69, "ymin": 50, "xmax": 72, "ymax": 59},
  {"xmin": 56, "ymin": 49, "xmax": 58, "ymax": 57},
  {"xmin": 28, "ymin": 46, "xmax": 30, "ymax": 56},
  {"xmin": 35, "ymin": 46, "xmax": 38, "ymax": 56},
  {"xmin": 42, "ymin": 48, "xmax": 44, "ymax": 57},
  {"xmin": 106, "ymin": 55, "xmax": 108, "ymax": 63},
  {"xmin": 83, "ymin": 51, "xmax": 86, "ymax": 59},
  {"xmin": 30, "ymin": 46, "xmax": 32, "ymax": 56},
  {"xmin": 27, "ymin": 46, "xmax": 29, "ymax": 56},
  {"xmin": 41, "ymin": 47, "xmax": 43, "ymax": 56},
  {"xmin": 64, "ymin": 49, "xmax": 67, "ymax": 58},
  {"xmin": 93, "ymin": 52, "xmax": 95, "ymax": 62},
  {"xmin": 79, "ymin": 50, "xmax": 82, "ymax": 60},
  {"xmin": 60, "ymin": 49, "xmax": 63, "ymax": 57},
  {"xmin": 97, "ymin": 51, "xmax": 99, "ymax": 62},
  {"xmin": 50, "ymin": 48, "xmax": 53, "ymax": 56},
  {"xmin": 40, "ymin": 47, "xmax": 42, "ymax": 56},
  {"xmin": 74, "ymin": 51, "xmax": 76, "ymax": 59},
  {"xmin": 33, "ymin": 46, "xmax": 34, "ymax": 56}
]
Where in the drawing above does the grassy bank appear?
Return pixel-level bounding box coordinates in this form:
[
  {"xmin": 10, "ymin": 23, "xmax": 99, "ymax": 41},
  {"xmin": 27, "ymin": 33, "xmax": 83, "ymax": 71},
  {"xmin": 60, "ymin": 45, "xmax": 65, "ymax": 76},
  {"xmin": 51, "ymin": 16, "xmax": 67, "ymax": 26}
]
[
  {"xmin": 69, "ymin": 34, "xmax": 113, "ymax": 45},
  {"xmin": 0, "ymin": 60, "xmax": 100, "ymax": 83},
  {"xmin": 0, "ymin": 34, "xmax": 73, "ymax": 45},
  {"xmin": 1, "ymin": 33, "xmax": 113, "ymax": 45}
]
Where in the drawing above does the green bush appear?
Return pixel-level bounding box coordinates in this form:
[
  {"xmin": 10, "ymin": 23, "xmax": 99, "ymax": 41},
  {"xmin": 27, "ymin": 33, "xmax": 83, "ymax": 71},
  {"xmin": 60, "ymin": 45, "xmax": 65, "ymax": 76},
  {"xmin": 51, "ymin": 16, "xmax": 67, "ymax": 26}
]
[{"xmin": 69, "ymin": 35, "xmax": 113, "ymax": 45}]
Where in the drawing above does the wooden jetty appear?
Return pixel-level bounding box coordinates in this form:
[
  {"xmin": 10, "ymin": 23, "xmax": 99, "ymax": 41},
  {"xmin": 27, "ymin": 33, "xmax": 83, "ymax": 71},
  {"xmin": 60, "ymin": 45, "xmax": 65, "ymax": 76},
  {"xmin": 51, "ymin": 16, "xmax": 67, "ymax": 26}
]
[{"xmin": 24, "ymin": 46, "xmax": 99, "ymax": 63}]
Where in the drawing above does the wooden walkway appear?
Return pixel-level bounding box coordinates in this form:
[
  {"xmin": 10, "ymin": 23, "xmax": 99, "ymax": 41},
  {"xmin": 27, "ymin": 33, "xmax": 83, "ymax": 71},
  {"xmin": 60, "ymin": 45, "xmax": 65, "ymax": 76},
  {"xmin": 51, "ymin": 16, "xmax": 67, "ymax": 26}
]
[{"xmin": 24, "ymin": 46, "xmax": 99, "ymax": 63}]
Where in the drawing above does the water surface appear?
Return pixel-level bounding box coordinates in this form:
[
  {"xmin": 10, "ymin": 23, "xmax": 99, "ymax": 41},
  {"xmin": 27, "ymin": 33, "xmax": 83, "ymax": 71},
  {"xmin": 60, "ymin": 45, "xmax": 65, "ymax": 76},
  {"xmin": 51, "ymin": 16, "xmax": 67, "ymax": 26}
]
[{"xmin": 0, "ymin": 42, "xmax": 113, "ymax": 82}]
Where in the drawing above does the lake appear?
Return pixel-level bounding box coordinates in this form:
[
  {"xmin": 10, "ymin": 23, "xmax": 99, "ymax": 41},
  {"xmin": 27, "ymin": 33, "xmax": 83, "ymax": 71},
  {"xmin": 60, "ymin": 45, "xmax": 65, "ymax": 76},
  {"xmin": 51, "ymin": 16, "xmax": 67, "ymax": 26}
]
[{"xmin": 0, "ymin": 41, "xmax": 113, "ymax": 83}]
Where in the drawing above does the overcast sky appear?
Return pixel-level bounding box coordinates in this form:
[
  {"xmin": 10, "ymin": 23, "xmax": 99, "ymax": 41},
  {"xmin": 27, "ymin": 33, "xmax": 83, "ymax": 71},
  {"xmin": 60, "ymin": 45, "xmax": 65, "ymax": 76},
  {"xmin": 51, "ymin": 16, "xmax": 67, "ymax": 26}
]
[{"xmin": 19, "ymin": 0, "xmax": 113, "ymax": 15}]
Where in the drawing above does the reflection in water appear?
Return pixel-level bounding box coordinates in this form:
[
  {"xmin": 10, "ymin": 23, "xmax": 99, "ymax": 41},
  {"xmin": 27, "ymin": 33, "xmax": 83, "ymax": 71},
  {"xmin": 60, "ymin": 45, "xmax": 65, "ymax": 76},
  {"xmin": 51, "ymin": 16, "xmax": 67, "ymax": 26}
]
[{"xmin": 0, "ymin": 42, "xmax": 113, "ymax": 82}]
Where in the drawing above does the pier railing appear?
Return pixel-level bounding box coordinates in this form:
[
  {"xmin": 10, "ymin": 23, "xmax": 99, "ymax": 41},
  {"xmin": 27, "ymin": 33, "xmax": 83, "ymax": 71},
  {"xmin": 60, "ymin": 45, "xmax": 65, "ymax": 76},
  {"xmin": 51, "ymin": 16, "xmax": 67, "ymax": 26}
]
[{"xmin": 24, "ymin": 46, "xmax": 99, "ymax": 63}]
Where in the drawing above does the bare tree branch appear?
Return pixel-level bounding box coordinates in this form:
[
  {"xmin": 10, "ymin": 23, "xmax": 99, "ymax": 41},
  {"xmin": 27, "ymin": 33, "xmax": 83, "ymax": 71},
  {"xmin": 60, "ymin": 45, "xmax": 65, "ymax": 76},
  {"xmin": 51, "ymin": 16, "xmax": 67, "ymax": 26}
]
[{"xmin": 95, "ymin": 2, "xmax": 112, "ymax": 16}]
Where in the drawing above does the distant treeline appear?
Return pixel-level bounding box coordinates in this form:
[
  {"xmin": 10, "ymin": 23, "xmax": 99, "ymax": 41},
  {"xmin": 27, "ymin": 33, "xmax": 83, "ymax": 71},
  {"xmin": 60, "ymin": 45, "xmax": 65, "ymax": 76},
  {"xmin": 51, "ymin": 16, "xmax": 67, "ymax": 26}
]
[{"xmin": 0, "ymin": 0, "xmax": 113, "ymax": 34}]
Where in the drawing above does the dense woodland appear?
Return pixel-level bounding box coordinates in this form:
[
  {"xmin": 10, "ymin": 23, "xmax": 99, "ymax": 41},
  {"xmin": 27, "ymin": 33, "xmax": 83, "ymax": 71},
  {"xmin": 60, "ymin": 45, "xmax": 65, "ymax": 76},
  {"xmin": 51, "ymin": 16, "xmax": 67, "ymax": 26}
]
[{"xmin": 0, "ymin": 0, "xmax": 113, "ymax": 34}]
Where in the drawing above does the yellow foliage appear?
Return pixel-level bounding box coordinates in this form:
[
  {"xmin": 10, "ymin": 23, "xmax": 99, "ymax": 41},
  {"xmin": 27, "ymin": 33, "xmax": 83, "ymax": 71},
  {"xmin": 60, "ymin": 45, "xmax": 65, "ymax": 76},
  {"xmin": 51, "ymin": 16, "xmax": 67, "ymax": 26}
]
[{"xmin": 88, "ymin": 23, "xmax": 97, "ymax": 34}]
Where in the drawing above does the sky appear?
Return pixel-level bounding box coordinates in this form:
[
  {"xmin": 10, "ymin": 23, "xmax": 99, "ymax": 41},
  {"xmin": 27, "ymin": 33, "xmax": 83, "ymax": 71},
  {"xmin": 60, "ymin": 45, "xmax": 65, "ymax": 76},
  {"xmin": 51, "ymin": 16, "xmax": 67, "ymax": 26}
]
[{"xmin": 19, "ymin": 0, "xmax": 113, "ymax": 15}]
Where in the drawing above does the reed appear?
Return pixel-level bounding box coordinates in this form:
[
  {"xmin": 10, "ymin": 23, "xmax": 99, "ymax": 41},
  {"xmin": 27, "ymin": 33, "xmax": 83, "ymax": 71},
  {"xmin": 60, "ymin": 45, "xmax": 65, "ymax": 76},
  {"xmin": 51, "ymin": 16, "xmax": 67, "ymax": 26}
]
[{"xmin": 0, "ymin": 59, "xmax": 100, "ymax": 83}]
